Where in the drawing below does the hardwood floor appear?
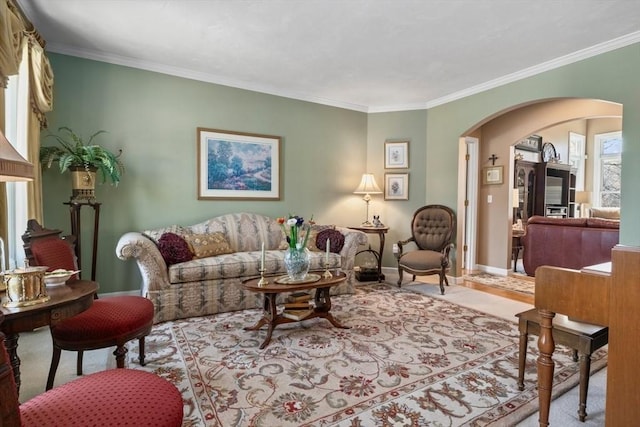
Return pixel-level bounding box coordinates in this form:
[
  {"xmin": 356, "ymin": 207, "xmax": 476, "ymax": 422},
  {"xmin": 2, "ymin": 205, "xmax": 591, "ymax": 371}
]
[{"xmin": 459, "ymin": 269, "xmax": 535, "ymax": 305}]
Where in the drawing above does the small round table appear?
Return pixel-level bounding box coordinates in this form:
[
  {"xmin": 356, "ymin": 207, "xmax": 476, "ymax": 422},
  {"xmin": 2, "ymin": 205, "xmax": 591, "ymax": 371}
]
[
  {"xmin": 242, "ymin": 272, "xmax": 348, "ymax": 349},
  {"xmin": 0, "ymin": 280, "xmax": 98, "ymax": 394}
]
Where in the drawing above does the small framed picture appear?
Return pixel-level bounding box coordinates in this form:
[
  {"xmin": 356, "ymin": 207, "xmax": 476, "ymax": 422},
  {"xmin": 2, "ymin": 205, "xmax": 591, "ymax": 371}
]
[
  {"xmin": 483, "ymin": 166, "xmax": 503, "ymax": 185},
  {"xmin": 384, "ymin": 173, "xmax": 409, "ymax": 200},
  {"xmin": 384, "ymin": 141, "xmax": 409, "ymax": 169},
  {"xmin": 515, "ymin": 135, "xmax": 542, "ymax": 152}
]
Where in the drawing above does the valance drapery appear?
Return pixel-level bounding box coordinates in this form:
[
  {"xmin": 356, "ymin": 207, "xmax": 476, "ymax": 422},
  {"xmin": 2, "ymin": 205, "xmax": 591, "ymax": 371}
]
[{"xmin": 0, "ymin": 0, "xmax": 26, "ymax": 87}]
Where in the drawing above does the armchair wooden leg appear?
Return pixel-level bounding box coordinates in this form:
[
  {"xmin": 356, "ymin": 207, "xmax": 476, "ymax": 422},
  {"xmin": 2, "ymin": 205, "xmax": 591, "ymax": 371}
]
[
  {"xmin": 397, "ymin": 267, "xmax": 403, "ymax": 287},
  {"xmin": 138, "ymin": 337, "xmax": 146, "ymax": 366},
  {"xmin": 113, "ymin": 345, "xmax": 128, "ymax": 368},
  {"xmin": 47, "ymin": 347, "xmax": 62, "ymax": 391},
  {"xmin": 438, "ymin": 270, "xmax": 446, "ymax": 295},
  {"xmin": 76, "ymin": 350, "xmax": 84, "ymax": 375}
]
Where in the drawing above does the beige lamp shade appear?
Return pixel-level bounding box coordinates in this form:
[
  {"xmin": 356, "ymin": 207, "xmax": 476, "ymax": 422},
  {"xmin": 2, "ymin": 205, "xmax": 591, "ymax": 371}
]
[
  {"xmin": 575, "ymin": 191, "xmax": 591, "ymax": 204},
  {"xmin": 512, "ymin": 188, "xmax": 520, "ymax": 209},
  {"xmin": 354, "ymin": 173, "xmax": 382, "ymax": 195},
  {"xmin": 0, "ymin": 130, "xmax": 34, "ymax": 181}
]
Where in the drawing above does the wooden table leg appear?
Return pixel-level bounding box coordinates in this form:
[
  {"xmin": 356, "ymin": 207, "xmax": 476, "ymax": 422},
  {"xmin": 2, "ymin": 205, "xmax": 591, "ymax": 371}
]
[
  {"xmin": 314, "ymin": 288, "xmax": 349, "ymax": 329},
  {"xmin": 517, "ymin": 320, "xmax": 528, "ymax": 391},
  {"xmin": 4, "ymin": 333, "xmax": 21, "ymax": 394},
  {"xmin": 537, "ymin": 309, "xmax": 556, "ymax": 427},
  {"xmin": 578, "ymin": 353, "xmax": 591, "ymax": 421},
  {"xmin": 243, "ymin": 293, "xmax": 278, "ymax": 349}
]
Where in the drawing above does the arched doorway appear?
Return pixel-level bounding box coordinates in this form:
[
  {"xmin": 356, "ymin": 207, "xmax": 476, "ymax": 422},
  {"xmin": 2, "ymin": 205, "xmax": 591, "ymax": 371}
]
[{"xmin": 458, "ymin": 98, "xmax": 622, "ymax": 278}]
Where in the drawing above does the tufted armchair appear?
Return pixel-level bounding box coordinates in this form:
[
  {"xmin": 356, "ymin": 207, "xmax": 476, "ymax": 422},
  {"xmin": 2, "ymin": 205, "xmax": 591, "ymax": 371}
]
[{"xmin": 396, "ymin": 205, "xmax": 455, "ymax": 294}]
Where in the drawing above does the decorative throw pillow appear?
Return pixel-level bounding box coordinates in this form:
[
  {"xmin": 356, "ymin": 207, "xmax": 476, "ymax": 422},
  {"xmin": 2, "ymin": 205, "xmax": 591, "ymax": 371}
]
[
  {"xmin": 157, "ymin": 232, "xmax": 193, "ymax": 265},
  {"xmin": 316, "ymin": 229, "xmax": 345, "ymax": 253},
  {"xmin": 183, "ymin": 232, "xmax": 234, "ymax": 258},
  {"xmin": 305, "ymin": 229, "xmax": 322, "ymax": 252}
]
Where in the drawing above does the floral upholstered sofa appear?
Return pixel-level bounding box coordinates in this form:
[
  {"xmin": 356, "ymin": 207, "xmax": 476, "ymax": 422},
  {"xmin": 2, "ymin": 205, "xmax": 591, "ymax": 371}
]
[{"xmin": 116, "ymin": 212, "xmax": 367, "ymax": 323}]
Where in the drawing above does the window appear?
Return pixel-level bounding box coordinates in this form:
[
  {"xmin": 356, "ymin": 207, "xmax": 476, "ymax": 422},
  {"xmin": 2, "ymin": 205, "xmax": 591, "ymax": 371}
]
[
  {"xmin": 4, "ymin": 51, "xmax": 30, "ymax": 269},
  {"xmin": 593, "ymin": 131, "xmax": 622, "ymax": 208}
]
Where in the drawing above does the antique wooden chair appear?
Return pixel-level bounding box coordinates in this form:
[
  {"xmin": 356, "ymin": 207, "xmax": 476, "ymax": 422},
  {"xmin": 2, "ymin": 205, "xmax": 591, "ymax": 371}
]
[
  {"xmin": 22, "ymin": 219, "xmax": 155, "ymax": 390},
  {"xmin": 396, "ymin": 205, "xmax": 455, "ymax": 294},
  {"xmin": 0, "ymin": 312, "xmax": 183, "ymax": 426}
]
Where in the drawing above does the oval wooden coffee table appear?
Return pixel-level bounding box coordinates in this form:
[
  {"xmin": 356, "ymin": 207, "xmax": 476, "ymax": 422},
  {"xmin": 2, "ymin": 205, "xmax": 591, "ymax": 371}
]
[{"xmin": 242, "ymin": 271, "xmax": 348, "ymax": 349}]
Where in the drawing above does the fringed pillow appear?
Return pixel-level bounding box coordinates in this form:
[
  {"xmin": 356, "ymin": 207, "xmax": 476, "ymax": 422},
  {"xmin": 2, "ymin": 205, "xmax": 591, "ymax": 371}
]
[
  {"xmin": 157, "ymin": 232, "xmax": 193, "ymax": 265},
  {"xmin": 183, "ymin": 232, "xmax": 234, "ymax": 258},
  {"xmin": 316, "ymin": 229, "xmax": 345, "ymax": 253}
]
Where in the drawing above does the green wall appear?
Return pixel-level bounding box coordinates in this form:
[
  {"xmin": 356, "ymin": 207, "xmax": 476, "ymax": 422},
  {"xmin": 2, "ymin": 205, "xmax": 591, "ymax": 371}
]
[
  {"xmin": 426, "ymin": 42, "xmax": 640, "ymax": 247},
  {"xmin": 366, "ymin": 110, "xmax": 427, "ymax": 268},
  {"xmin": 43, "ymin": 54, "xmax": 367, "ymax": 293},
  {"xmin": 44, "ymin": 42, "xmax": 640, "ymax": 293}
]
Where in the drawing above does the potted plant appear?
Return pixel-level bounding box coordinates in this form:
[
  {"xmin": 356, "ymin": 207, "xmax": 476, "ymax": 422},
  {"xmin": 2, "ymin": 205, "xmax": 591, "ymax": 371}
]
[{"xmin": 40, "ymin": 127, "xmax": 124, "ymax": 201}]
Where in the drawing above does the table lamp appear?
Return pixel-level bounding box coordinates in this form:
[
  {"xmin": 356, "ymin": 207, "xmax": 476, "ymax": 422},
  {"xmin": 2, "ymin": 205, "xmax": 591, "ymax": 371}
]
[
  {"xmin": 575, "ymin": 191, "xmax": 591, "ymax": 218},
  {"xmin": 0, "ymin": 129, "xmax": 34, "ymax": 181},
  {"xmin": 354, "ymin": 173, "xmax": 382, "ymax": 226}
]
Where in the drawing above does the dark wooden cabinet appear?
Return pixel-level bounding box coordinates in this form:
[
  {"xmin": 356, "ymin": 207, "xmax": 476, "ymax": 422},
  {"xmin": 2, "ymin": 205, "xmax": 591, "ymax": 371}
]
[
  {"xmin": 534, "ymin": 162, "xmax": 576, "ymax": 218},
  {"xmin": 514, "ymin": 160, "xmax": 537, "ymax": 223}
]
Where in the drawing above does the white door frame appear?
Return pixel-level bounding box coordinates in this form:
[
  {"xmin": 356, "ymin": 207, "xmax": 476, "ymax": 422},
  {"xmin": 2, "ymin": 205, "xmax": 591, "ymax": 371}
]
[{"xmin": 463, "ymin": 137, "xmax": 479, "ymax": 272}]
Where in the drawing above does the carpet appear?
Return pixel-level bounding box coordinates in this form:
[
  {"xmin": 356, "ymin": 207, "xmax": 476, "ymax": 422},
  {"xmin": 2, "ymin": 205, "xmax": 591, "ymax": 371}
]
[
  {"xmin": 127, "ymin": 284, "xmax": 606, "ymax": 426},
  {"xmin": 464, "ymin": 272, "xmax": 535, "ymax": 296}
]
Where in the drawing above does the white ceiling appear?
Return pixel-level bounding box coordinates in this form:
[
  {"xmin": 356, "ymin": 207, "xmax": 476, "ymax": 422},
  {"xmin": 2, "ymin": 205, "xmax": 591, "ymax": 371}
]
[{"xmin": 17, "ymin": 0, "xmax": 640, "ymax": 112}]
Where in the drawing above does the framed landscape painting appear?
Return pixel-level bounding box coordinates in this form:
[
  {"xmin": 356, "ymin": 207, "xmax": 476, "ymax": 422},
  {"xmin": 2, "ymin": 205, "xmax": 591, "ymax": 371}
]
[{"xmin": 197, "ymin": 128, "xmax": 281, "ymax": 200}]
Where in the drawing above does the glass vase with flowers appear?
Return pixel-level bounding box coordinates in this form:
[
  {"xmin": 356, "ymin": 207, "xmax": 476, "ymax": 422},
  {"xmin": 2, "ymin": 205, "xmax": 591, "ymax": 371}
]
[{"xmin": 277, "ymin": 214, "xmax": 314, "ymax": 280}]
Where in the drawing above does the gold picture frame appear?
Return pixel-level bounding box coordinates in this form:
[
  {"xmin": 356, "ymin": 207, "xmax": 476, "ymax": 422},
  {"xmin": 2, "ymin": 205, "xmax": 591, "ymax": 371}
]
[
  {"xmin": 384, "ymin": 141, "xmax": 409, "ymax": 169},
  {"xmin": 384, "ymin": 173, "xmax": 409, "ymax": 200},
  {"xmin": 483, "ymin": 166, "xmax": 503, "ymax": 185},
  {"xmin": 197, "ymin": 128, "xmax": 281, "ymax": 200}
]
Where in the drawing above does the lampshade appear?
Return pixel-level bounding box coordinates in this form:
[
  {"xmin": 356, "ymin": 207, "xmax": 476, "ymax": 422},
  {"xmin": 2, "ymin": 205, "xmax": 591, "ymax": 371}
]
[
  {"xmin": 575, "ymin": 191, "xmax": 591, "ymax": 204},
  {"xmin": 353, "ymin": 173, "xmax": 382, "ymax": 195},
  {"xmin": 512, "ymin": 188, "xmax": 520, "ymax": 209},
  {"xmin": 0, "ymin": 130, "xmax": 34, "ymax": 181}
]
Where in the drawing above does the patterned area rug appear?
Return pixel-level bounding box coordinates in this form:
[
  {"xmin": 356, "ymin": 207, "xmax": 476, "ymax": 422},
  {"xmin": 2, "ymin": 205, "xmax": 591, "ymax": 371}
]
[
  {"xmin": 128, "ymin": 284, "xmax": 606, "ymax": 426},
  {"xmin": 464, "ymin": 272, "xmax": 535, "ymax": 296}
]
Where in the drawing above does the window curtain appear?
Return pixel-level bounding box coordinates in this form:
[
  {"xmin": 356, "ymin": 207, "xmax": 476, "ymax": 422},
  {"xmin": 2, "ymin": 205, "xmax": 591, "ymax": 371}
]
[
  {"xmin": 26, "ymin": 34, "xmax": 54, "ymax": 221},
  {"xmin": 0, "ymin": 0, "xmax": 53, "ymax": 265}
]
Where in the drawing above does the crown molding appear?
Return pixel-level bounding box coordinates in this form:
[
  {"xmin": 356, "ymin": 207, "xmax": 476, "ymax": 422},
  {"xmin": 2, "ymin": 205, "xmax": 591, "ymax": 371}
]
[
  {"xmin": 46, "ymin": 31, "xmax": 640, "ymax": 114},
  {"xmin": 418, "ymin": 31, "xmax": 640, "ymax": 111},
  {"xmin": 45, "ymin": 43, "xmax": 371, "ymax": 113}
]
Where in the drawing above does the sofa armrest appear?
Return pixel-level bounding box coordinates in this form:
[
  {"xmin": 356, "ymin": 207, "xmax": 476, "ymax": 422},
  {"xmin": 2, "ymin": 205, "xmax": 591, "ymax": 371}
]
[
  {"xmin": 116, "ymin": 232, "xmax": 171, "ymax": 296},
  {"xmin": 335, "ymin": 226, "xmax": 368, "ymax": 273}
]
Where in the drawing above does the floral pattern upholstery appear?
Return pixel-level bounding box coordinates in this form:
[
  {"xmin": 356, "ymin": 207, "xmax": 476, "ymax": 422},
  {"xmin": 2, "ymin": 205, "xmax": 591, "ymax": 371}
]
[{"xmin": 117, "ymin": 212, "xmax": 368, "ymax": 323}]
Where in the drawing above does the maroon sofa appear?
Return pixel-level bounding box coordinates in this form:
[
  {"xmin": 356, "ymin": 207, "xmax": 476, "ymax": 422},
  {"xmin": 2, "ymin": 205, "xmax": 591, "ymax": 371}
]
[{"xmin": 522, "ymin": 216, "xmax": 619, "ymax": 276}]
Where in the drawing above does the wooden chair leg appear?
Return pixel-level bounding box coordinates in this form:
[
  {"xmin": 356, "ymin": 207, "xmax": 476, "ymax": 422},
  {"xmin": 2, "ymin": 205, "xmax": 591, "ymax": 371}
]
[
  {"xmin": 396, "ymin": 267, "xmax": 403, "ymax": 287},
  {"xmin": 76, "ymin": 350, "xmax": 84, "ymax": 375},
  {"xmin": 113, "ymin": 345, "xmax": 128, "ymax": 368},
  {"xmin": 138, "ymin": 337, "xmax": 146, "ymax": 366},
  {"xmin": 46, "ymin": 346, "xmax": 63, "ymax": 391}
]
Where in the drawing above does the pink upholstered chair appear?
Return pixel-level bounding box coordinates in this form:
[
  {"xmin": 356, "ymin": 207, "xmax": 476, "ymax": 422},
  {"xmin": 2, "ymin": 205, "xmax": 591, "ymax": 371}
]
[
  {"xmin": 22, "ymin": 220, "xmax": 155, "ymax": 390},
  {"xmin": 0, "ymin": 313, "xmax": 183, "ymax": 427},
  {"xmin": 396, "ymin": 205, "xmax": 456, "ymax": 294}
]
